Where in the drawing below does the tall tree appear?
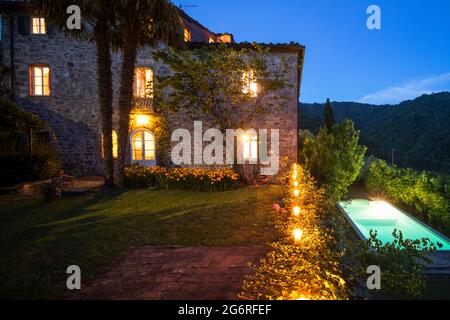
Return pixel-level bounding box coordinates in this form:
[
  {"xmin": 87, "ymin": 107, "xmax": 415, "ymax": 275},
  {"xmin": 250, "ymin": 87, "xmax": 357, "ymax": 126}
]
[
  {"xmin": 323, "ymin": 98, "xmax": 335, "ymax": 133},
  {"xmin": 154, "ymin": 44, "xmax": 291, "ymax": 184},
  {"xmin": 36, "ymin": 0, "xmax": 116, "ymax": 186},
  {"xmin": 114, "ymin": 0, "xmax": 183, "ymax": 187},
  {"xmin": 299, "ymin": 119, "xmax": 366, "ymax": 202}
]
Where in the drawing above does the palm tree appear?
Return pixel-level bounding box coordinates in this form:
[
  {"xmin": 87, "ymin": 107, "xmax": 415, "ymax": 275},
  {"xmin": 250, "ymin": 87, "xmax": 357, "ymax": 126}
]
[
  {"xmin": 114, "ymin": 0, "xmax": 183, "ymax": 187},
  {"xmin": 36, "ymin": 0, "xmax": 116, "ymax": 186}
]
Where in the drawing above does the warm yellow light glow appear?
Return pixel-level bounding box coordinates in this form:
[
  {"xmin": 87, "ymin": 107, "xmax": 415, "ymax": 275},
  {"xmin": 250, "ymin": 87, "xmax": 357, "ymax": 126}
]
[
  {"xmin": 293, "ymin": 228, "xmax": 303, "ymax": 243},
  {"xmin": 101, "ymin": 130, "xmax": 118, "ymax": 160},
  {"xmin": 293, "ymin": 163, "xmax": 297, "ymax": 169},
  {"xmin": 292, "ymin": 173, "xmax": 298, "ymax": 180},
  {"xmin": 293, "ymin": 189, "xmax": 300, "ymax": 197},
  {"xmin": 296, "ymin": 297, "xmax": 310, "ymax": 300},
  {"xmin": 135, "ymin": 114, "xmax": 150, "ymax": 127},
  {"xmin": 293, "ymin": 181, "xmax": 299, "ymax": 187},
  {"xmin": 184, "ymin": 28, "xmax": 191, "ymax": 42},
  {"xmin": 30, "ymin": 65, "xmax": 50, "ymax": 96},
  {"xmin": 292, "ymin": 206, "xmax": 301, "ymax": 217},
  {"xmin": 112, "ymin": 130, "xmax": 118, "ymax": 159},
  {"xmin": 217, "ymin": 33, "xmax": 232, "ymax": 43},
  {"xmin": 32, "ymin": 17, "xmax": 46, "ymax": 34},
  {"xmin": 243, "ymin": 70, "xmax": 257, "ymax": 97},
  {"xmin": 131, "ymin": 129, "xmax": 155, "ymax": 161},
  {"xmin": 134, "ymin": 67, "xmax": 154, "ymax": 97}
]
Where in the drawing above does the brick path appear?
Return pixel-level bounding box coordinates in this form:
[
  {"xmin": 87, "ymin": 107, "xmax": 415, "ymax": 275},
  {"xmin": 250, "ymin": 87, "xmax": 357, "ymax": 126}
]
[{"xmin": 67, "ymin": 246, "xmax": 266, "ymax": 300}]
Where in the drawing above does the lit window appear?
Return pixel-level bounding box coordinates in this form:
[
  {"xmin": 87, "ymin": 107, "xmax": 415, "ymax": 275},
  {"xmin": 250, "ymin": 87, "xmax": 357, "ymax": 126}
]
[
  {"xmin": 243, "ymin": 70, "xmax": 257, "ymax": 97},
  {"xmin": 30, "ymin": 65, "xmax": 50, "ymax": 96},
  {"xmin": 31, "ymin": 17, "xmax": 46, "ymax": 34},
  {"xmin": 134, "ymin": 67, "xmax": 154, "ymax": 98},
  {"xmin": 101, "ymin": 130, "xmax": 118, "ymax": 160},
  {"xmin": 217, "ymin": 33, "xmax": 232, "ymax": 43},
  {"xmin": 184, "ymin": 27, "xmax": 191, "ymax": 42},
  {"xmin": 131, "ymin": 130, "xmax": 155, "ymax": 161},
  {"xmin": 243, "ymin": 135, "xmax": 258, "ymax": 161},
  {"xmin": 209, "ymin": 36, "xmax": 214, "ymax": 43}
]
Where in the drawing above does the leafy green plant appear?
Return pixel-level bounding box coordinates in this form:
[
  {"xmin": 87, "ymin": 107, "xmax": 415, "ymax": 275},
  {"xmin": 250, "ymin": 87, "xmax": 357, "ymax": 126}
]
[
  {"xmin": 154, "ymin": 43, "xmax": 291, "ymax": 184},
  {"xmin": 299, "ymin": 119, "xmax": 367, "ymax": 202},
  {"xmin": 351, "ymin": 230, "xmax": 438, "ymax": 298},
  {"xmin": 0, "ymin": 99, "xmax": 61, "ymax": 186},
  {"xmin": 124, "ymin": 165, "xmax": 241, "ymax": 191},
  {"xmin": 40, "ymin": 175, "xmax": 70, "ymax": 202},
  {"xmin": 241, "ymin": 165, "xmax": 349, "ymax": 300},
  {"xmin": 366, "ymin": 159, "xmax": 450, "ymax": 235}
]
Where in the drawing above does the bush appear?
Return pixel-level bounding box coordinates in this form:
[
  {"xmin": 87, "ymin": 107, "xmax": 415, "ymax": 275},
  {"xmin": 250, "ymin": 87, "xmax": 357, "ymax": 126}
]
[
  {"xmin": 40, "ymin": 175, "xmax": 70, "ymax": 202},
  {"xmin": 124, "ymin": 165, "xmax": 241, "ymax": 191},
  {"xmin": 0, "ymin": 144, "xmax": 61, "ymax": 187},
  {"xmin": 0, "ymin": 98, "xmax": 60, "ymax": 186},
  {"xmin": 241, "ymin": 164, "xmax": 436, "ymax": 300},
  {"xmin": 299, "ymin": 119, "xmax": 366, "ymax": 202},
  {"xmin": 123, "ymin": 165, "xmax": 166, "ymax": 189},
  {"xmin": 241, "ymin": 165, "xmax": 349, "ymax": 300},
  {"xmin": 366, "ymin": 159, "xmax": 450, "ymax": 235},
  {"xmin": 351, "ymin": 230, "xmax": 437, "ymax": 298}
]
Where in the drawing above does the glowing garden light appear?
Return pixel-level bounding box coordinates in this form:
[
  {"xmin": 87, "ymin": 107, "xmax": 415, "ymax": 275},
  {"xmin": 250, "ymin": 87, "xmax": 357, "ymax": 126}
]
[
  {"xmin": 292, "ymin": 206, "xmax": 301, "ymax": 217},
  {"xmin": 293, "ymin": 181, "xmax": 299, "ymax": 187},
  {"xmin": 293, "ymin": 189, "xmax": 300, "ymax": 197},
  {"xmin": 293, "ymin": 228, "xmax": 303, "ymax": 243}
]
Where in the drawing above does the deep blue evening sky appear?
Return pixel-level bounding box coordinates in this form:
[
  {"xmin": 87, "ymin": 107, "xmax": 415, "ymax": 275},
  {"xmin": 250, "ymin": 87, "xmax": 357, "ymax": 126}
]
[{"xmin": 173, "ymin": 0, "xmax": 450, "ymax": 104}]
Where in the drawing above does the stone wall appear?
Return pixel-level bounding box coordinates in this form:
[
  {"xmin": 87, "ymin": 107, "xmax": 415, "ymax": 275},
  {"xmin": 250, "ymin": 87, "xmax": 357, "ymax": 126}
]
[{"xmin": 1, "ymin": 15, "xmax": 299, "ymax": 177}]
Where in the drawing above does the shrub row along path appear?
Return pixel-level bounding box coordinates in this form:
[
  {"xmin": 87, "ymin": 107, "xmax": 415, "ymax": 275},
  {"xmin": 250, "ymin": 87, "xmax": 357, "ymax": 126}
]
[{"xmin": 66, "ymin": 246, "xmax": 266, "ymax": 300}]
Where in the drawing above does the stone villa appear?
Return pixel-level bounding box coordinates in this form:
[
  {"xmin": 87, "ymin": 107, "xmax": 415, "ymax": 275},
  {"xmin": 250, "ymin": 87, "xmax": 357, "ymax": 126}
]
[{"xmin": 0, "ymin": 0, "xmax": 305, "ymax": 176}]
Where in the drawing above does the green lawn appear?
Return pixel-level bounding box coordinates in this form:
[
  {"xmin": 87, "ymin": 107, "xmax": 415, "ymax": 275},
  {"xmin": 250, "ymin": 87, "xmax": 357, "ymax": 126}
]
[{"xmin": 0, "ymin": 185, "xmax": 281, "ymax": 299}]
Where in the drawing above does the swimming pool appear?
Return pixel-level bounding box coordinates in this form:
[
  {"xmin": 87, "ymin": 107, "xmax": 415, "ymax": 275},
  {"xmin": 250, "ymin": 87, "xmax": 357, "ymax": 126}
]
[{"xmin": 338, "ymin": 199, "xmax": 450, "ymax": 251}]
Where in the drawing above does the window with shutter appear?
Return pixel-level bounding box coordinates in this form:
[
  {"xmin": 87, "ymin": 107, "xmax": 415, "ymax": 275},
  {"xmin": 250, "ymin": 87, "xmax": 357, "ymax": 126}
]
[{"xmin": 17, "ymin": 15, "xmax": 29, "ymax": 35}]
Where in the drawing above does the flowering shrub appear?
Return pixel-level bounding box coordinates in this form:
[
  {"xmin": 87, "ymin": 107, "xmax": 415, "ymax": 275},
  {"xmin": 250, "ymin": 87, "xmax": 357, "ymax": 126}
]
[
  {"xmin": 124, "ymin": 165, "xmax": 241, "ymax": 191},
  {"xmin": 241, "ymin": 164, "xmax": 349, "ymax": 300}
]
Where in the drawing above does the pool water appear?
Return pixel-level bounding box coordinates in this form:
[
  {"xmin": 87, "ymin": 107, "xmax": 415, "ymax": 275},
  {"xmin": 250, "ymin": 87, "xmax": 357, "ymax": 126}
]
[{"xmin": 339, "ymin": 199, "xmax": 450, "ymax": 250}]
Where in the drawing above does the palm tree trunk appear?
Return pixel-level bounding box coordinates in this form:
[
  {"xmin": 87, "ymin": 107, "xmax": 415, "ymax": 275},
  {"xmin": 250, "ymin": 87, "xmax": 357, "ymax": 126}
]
[
  {"xmin": 116, "ymin": 30, "xmax": 138, "ymax": 187},
  {"xmin": 95, "ymin": 16, "xmax": 114, "ymax": 187}
]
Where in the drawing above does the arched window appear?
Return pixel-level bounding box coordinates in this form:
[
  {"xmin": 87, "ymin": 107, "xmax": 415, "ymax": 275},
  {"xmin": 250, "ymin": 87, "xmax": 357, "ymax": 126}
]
[{"xmin": 131, "ymin": 130, "xmax": 155, "ymax": 162}]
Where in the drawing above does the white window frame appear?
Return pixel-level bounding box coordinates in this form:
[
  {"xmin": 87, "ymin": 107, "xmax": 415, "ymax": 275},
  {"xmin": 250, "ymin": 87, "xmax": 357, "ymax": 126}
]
[{"xmin": 31, "ymin": 17, "xmax": 46, "ymax": 35}]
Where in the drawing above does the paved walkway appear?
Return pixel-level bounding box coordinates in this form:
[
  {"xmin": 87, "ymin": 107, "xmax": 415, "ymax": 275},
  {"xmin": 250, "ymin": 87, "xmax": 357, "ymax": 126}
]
[{"xmin": 67, "ymin": 246, "xmax": 266, "ymax": 300}]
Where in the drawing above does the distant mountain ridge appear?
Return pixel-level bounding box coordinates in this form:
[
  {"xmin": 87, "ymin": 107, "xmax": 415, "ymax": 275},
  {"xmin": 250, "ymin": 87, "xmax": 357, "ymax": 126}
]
[{"xmin": 299, "ymin": 92, "xmax": 450, "ymax": 174}]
